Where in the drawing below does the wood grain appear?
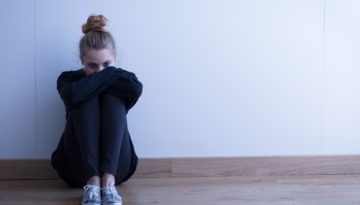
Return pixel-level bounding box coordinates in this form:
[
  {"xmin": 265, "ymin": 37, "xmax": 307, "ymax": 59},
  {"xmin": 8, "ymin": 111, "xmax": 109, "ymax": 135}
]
[
  {"xmin": 1, "ymin": 155, "xmax": 360, "ymax": 180},
  {"xmin": 0, "ymin": 159, "xmax": 58, "ymax": 180},
  {"xmin": 171, "ymin": 155, "xmax": 360, "ymax": 177},
  {"xmin": 133, "ymin": 158, "xmax": 172, "ymax": 178},
  {"xmin": 2, "ymin": 175, "xmax": 360, "ymax": 204}
]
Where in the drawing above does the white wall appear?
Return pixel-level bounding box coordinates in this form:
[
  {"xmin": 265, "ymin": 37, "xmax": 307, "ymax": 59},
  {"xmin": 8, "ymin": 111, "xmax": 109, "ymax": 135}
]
[
  {"xmin": 0, "ymin": 0, "xmax": 359, "ymax": 159},
  {"xmin": 323, "ymin": 0, "xmax": 360, "ymax": 154},
  {"xmin": 0, "ymin": 1, "xmax": 36, "ymax": 158}
]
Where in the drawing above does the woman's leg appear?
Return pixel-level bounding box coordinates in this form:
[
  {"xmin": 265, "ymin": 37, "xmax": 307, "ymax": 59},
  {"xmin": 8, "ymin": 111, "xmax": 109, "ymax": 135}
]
[
  {"xmin": 113, "ymin": 129, "xmax": 138, "ymax": 185},
  {"xmin": 99, "ymin": 94, "xmax": 134, "ymax": 186},
  {"xmin": 69, "ymin": 97, "xmax": 101, "ymax": 185}
]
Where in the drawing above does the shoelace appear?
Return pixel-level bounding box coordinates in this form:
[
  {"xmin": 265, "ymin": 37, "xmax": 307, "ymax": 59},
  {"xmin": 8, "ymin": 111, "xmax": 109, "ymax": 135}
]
[
  {"xmin": 83, "ymin": 185, "xmax": 100, "ymax": 201},
  {"xmin": 102, "ymin": 186, "xmax": 119, "ymax": 200}
]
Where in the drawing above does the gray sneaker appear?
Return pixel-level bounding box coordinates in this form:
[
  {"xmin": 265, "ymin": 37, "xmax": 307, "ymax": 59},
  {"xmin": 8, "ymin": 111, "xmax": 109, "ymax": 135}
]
[
  {"xmin": 101, "ymin": 185, "xmax": 122, "ymax": 205},
  {"xmin": 82, "ymin": 184, "xmax": 101, "ymax": 205}
]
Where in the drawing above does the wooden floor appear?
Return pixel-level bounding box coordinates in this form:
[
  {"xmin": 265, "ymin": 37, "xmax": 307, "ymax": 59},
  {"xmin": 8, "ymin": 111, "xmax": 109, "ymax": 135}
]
[{"xmin": 1, "ymin": 175, "xmax": 360, "ymax": 205}]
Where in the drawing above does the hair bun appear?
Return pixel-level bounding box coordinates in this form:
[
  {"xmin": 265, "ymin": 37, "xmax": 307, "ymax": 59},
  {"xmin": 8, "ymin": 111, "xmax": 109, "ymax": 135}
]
[{"xmin": 82, "ymin": 15, "xmax": 108, "ymax": 34}]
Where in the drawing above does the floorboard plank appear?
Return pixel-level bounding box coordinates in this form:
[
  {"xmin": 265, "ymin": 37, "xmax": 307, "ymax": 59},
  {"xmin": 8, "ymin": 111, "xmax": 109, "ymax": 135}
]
[{"xmin": 1, "ymin": 175, "xmax": 360, "ymax": 205}]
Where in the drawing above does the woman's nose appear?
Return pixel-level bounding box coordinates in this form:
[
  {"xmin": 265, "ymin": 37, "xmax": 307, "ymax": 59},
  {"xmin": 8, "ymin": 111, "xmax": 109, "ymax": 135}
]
[{"xmin": 97, "ymin": 66, "xmax": 105, "ymax": 72}]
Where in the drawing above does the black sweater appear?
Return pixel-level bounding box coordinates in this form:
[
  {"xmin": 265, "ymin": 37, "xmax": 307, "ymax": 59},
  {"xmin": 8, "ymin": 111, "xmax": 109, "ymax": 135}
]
[
  {"xmin": 53, "ymin": 67, "xmax": 142, "ymax": 179},
  {"xmin": 57, "ymin": 66, "xmax": 143, "ymax": 115}
]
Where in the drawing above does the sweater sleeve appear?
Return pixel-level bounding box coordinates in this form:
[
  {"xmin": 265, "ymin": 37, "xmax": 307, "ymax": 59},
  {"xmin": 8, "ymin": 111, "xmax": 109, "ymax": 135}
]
[
  {"xmin": 104, "ymin": 68, "xmax": 143, "ymax": 112},
  {"xmin": 57, "ymin": 67, "xmax": 120, "ymax": 109}
]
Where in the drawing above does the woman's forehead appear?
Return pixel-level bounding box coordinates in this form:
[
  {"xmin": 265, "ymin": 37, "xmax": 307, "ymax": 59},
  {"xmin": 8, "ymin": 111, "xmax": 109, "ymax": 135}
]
[{"xmin": 84, "ymin": 48, "xmax": 115, "ymax": 63}]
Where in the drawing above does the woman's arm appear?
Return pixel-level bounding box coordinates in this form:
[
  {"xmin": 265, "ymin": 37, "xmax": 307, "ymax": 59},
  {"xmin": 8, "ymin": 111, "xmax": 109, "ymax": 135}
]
[
  {"xmin": 104, "ymin": 68, "xmax": 143, "ymax": 112},
  {"xmin": 57, "ymin": 67, "xmax": 120, "ymax": 109}
]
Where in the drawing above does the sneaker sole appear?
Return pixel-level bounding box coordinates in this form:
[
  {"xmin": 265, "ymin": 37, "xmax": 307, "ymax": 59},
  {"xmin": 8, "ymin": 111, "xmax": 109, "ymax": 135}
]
[
  {"xmin": 82, "ymin": 203, "xmax": 101, "ymax": 205},
  {"xmin": 102, "ymin": 202, "xmax": 122, "ymax": 205}
]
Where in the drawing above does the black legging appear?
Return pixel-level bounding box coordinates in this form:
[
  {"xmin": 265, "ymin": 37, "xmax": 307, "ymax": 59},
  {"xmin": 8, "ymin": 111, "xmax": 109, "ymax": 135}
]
[{"xmin": 51, "ymin": 94, "xmax": 137, "ymax": 187}]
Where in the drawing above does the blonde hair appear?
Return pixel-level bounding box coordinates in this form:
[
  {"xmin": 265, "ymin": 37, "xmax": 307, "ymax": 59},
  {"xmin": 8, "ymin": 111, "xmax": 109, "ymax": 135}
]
[{"xmin": 79, "ymin": 15, "xmax": 116, "ymax": 62}]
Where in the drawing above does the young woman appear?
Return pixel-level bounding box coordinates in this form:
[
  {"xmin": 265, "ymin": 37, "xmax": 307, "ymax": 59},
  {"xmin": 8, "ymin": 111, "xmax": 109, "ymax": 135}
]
[{"xmin": 51, "ymin": 14, "xmax": 143, "ymax": 205}]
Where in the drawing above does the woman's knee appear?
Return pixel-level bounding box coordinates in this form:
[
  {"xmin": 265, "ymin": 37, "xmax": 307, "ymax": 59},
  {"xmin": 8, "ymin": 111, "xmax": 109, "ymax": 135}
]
[
  {"xmin": 101, "ymin": 93, "xmax": 124, "ymax": 104},
  {"xmin": 100, "ymin": 94, "xmax": 126, "ymax": 114},
  {"xmin": 72, "ymin": 97, "xmax": 100, "ymax": 116}
]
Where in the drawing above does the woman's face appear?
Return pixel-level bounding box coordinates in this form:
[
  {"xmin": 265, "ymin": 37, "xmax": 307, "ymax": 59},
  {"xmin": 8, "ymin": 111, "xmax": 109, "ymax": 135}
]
[{"xmin": 82, "ymin": 48, "xmax": 116, "ymax": 76}]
